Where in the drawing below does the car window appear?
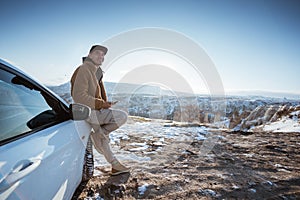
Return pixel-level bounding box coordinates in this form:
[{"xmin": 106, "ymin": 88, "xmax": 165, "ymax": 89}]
[{"xmin": 0, "ymin": 67, "xmax": 69, "ymax": 143}]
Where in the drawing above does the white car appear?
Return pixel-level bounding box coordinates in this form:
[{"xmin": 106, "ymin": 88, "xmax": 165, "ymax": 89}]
[{"xmin": 0, "ymin": 59, "xmax": 94, "ymax": 199}]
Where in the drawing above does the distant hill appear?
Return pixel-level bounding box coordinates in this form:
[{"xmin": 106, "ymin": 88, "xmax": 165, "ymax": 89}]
[
  {"xmin": 47, "ymin": 81, "xmax": 300, "ymax": 131},
  {"xmin": 48, "ymin": 81, "xmax": 300, "ymax": 100},
  {"xmin": 227, "ymin": 90, "xmax": 300, "ymax": 100},
  {"xmin": 48, "ymin": 81, "xmax": 189, "ymax": 97}
]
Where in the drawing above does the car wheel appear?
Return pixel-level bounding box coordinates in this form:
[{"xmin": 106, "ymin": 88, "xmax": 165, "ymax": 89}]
[{"xmin": 82, "ymin": 135, "xmax": 94, "ymax": 182}]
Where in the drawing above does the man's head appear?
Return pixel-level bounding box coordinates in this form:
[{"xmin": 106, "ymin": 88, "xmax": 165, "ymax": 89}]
[{"xmin": 88, "ymin": 45, "xmax": 108, "ymax": 66}]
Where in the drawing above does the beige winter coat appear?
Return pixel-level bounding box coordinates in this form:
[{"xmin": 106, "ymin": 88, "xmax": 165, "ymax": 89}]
[{"xmin": 70, "ymin": 59, "xmax": 107, "ymax": 110}]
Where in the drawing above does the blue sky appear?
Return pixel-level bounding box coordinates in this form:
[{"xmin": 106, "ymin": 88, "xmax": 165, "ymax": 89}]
[{"xmin": 0, "ymin": 0, "xmax": 300, "ymax": 94}]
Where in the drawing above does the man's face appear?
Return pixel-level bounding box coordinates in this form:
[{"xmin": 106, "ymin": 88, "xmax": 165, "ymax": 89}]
[{"xmin": 89, "ymin": 49, "xmax": 105, "ymax": 66}]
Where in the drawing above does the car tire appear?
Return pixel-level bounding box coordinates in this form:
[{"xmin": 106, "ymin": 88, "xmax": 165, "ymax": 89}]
[{"xmin": 82, "ymin": 135, "xmax": 94, "ymax": 182}]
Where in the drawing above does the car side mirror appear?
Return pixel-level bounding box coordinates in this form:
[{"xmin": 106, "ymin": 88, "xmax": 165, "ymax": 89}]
[{"xmin": 69, "ymin": 103, "xmax": 91, "ymax": 120}]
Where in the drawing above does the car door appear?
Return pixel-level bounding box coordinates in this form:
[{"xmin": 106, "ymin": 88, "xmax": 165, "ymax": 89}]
[{"xmin": 0, "ymin": 64, "xmax": 91, "ymax": 199}]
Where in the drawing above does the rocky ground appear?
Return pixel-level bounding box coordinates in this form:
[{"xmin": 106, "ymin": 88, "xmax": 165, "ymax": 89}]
[{"xmin": 72, "ymin": 117, "xmax": 300, "ymax": 200}]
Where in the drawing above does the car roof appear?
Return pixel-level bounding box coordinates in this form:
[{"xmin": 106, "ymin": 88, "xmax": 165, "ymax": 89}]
[{"xmin": 0, "ymin": 58, "xmax": 69, "ymax": 107}]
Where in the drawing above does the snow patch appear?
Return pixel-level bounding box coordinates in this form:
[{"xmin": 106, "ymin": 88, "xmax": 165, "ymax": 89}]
[
  {"xmin": 262, "ymin": 117, "xmax": 300, "ymax": 132},
  {"xmin": 138, "ymin": 184, "xmax": 149, "ymax": 195}
]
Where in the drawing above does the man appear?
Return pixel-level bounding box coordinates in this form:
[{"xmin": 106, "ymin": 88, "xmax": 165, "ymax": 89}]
[{"xmin": 71, "ymin": 45, "xmax": 130, "ymax": 175}]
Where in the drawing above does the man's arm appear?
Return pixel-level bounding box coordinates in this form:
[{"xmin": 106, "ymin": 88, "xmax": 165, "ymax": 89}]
[{"xmin": 99, "ymin": 81, "xmax": 107, "ymax": 102}]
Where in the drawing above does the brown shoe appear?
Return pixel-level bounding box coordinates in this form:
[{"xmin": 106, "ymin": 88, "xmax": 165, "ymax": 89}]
[{"xmin": 111, "ymin": 160, "xmax": 131, "ymax": 176}]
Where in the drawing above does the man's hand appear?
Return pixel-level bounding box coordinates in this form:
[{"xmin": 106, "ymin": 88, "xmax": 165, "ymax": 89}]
[
  {"xmin": 102, "ymin": 101, "xmax": 112, "ymax": 109},
  {"xmin": 102, "ymin": 101, "xmax": 119, "ymax": 109}
]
